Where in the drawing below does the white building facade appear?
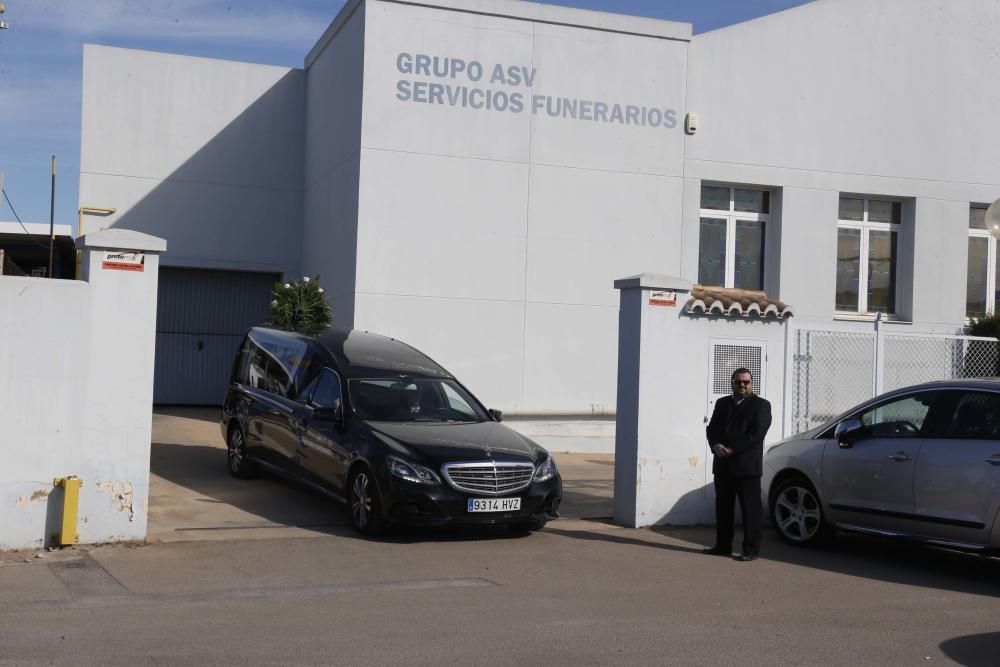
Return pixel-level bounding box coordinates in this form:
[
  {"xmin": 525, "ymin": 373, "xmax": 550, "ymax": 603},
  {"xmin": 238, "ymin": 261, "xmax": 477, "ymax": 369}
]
[{"xmin": 79, "ymin": 0, "xmax": 1000, "ymax": 415}]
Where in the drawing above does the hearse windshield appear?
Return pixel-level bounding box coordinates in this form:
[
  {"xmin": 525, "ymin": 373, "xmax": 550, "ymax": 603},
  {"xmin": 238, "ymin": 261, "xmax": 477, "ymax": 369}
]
[{"xmin": 349, "ymin": 377, "xmax": 488, "ymax": 422}]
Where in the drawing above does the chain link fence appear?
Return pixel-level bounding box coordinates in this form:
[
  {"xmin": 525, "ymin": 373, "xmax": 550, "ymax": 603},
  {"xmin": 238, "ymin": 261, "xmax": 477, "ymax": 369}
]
[
  {"xmin": 788, "ymin": 327, "xmax": 999, "ymax": 435},
  {"xmin": 882, "ymin": 333, "xmax": 1000, "ymax": 391},
  {"xmin": 789, "ymin": 328, "xmax": 875, "ymax": 434}
]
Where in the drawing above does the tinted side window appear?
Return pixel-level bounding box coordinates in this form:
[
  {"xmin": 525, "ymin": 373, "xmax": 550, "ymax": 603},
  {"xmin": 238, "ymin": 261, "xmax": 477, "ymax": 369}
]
[
  {"xmin": 311, "ymin": 370, "xmax": 343, "ymax": 409},
  {"xmin": 231, "ymin": 337, "xmax": 251, "ymax": 384},
  {"xmin": 264, "ymin": 359, "xmax": 294, "ymax": 397},
  {"xmin": 246, "ymin": 331, "xmax": 312, "ymax": 398},
  {"xmin": 297, "ymin": 373, "xmax": 321, "ymax": 403},
  {"xmin": 853, "ymin": 392, "xmax": 939, "ymax": 439},
  {"xmin": 244, "ymin": 340, "xmax": 294, "ymax": 398},
  {"xmin": 247, "ymin": 344, "xmax": 270, "ymax": 391},
  {"xmin": 943, "ymin": 391, "xmax": 1000, "ymax": 440}
]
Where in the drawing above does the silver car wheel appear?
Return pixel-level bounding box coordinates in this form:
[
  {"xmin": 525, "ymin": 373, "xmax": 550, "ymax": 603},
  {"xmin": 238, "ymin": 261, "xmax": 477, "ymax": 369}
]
[
  {"xmin": 774, "ymin": 485, "xmax": 822, "ymax": 542},
  {"xmin": 228, "ymin": 429, "xmax": 244, "ymax": 473},
  {"xmin": 352, "ymin": 473, "xmax": 372, "ymax": 528}
]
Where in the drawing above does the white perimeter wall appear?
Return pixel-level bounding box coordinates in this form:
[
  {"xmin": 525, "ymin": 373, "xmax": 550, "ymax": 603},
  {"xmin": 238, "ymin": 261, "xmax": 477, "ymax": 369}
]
[
  {"xmin": 79, "ymin": 46, "xmax": 305, "ymax": 276},
  {"xmin": 0, "ymin": 230, "xmax": 163, "ymax": 550},
  {"xmin": 684, "ymin": 0, "xmax": 1000, "ymax": 324},
  {"xmin": 351, "ymin": 0, "xmax": 691, "ymax": 415}
]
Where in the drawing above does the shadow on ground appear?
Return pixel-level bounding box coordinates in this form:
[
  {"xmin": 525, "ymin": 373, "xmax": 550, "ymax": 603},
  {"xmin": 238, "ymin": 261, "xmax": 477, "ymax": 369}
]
[
  {"xmin": 150, "ymin": 442, "xmax": 352, "ymax": 537},
  {"xmin": 149, "ymin": 439, "xmax": 615, "ymax": 544},
  {"xmin": 940, "ymin": 632, "xmax": 1000, "ymax": 666},
  {"xmin": 550, "ymin": 520, "xmax": 1000, "ymax": 600},
  {"xmin": 752, "ymin": 530, "xmax": 1000, "ymax": 599}
]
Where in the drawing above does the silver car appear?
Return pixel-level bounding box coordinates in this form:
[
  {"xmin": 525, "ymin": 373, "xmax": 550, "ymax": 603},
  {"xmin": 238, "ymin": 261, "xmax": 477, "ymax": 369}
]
[{"xmin": 763, "ymin": 380, "xmax": 1000, "ymax": 553}]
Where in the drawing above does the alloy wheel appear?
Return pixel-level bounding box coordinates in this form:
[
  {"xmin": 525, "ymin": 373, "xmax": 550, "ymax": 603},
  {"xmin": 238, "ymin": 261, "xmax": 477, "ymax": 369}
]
[
  {"xmin": 774, "ymin": 485, "xmax": 822, "ymax": 542},
  {"xmin": 228, "ymin": 429, "xmax": 245, "ymax": 473},
  {"xmin": 352, "ymin": 473, "xmax": 373, "ymax": 528}
]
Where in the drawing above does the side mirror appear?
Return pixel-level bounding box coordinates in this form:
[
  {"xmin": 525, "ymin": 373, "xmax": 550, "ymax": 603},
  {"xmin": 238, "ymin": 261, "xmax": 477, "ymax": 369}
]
[
  {"xmin": 834, "ymin": 418, "xmax": 863, "ymax": 447},
  {"xmin": 313, "ymin": 405, "xmax": 345, "ymax": 430},
  {"xmin": 488, "ymin": 408, "xmax": 503, "ymax": 422}
]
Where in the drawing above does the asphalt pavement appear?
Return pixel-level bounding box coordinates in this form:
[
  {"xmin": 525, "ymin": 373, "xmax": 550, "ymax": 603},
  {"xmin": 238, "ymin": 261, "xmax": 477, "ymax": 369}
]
[{"xmin": 1, "ymin": 409, "xmax": 999, "ymax": 665}]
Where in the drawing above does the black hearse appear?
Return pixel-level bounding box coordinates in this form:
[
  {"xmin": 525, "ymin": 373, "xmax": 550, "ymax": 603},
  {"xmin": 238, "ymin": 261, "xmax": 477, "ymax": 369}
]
[{"xmin": 221, "ymin": 327, "xmax": 562, "ymax": 535}]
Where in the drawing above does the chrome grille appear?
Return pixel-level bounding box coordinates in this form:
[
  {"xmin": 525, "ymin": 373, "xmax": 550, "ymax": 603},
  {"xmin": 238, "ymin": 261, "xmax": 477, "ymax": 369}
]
[{"xmin": 442, "ymin": 461, "xmax": 535, "ymax": 496}]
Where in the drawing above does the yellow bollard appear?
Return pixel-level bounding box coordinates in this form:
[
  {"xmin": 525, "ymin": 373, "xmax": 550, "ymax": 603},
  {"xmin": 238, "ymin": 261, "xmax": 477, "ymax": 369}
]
[{"xmin": 52, "ymin": 476, "xmax": 82, "ymax": 546}]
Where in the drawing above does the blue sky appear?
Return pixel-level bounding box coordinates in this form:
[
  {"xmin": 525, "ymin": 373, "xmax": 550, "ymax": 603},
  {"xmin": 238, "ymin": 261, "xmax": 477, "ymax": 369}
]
[{"xmin": 0, "ymin": 0, "xmax": 811, "ymax": 231}]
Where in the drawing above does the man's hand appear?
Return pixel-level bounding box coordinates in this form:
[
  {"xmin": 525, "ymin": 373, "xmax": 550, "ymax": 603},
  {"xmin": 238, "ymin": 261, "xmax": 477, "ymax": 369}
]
[{"xmin": 711, "ymin": 444, "xmax": 733, "ymax": 458}]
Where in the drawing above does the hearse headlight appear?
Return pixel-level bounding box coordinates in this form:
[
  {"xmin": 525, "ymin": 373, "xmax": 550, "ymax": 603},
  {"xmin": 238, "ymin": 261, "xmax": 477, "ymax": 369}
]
[
  {"xmin": 533, "ymin": 455, "xmax": 558, "ymax": 483},
  {"xmin": 386, "ymin": 455, "xmax": 441, "ymax": 485}
]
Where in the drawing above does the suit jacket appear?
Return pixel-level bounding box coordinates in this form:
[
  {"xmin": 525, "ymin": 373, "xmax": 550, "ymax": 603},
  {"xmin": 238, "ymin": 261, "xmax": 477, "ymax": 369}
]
[{"xmin": 706, "ymin": 393, "xmax": 772, "ymax": 478}]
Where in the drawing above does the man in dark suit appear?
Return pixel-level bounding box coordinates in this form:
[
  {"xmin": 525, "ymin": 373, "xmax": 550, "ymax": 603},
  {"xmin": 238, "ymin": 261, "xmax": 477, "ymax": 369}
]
[{"xmin": 703, "ymin": 367, "xmax": 772, "ymax": 562}]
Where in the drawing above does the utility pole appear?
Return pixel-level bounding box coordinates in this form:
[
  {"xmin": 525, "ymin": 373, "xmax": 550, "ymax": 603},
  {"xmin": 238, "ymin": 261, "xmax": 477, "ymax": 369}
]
[
  {"xmin": 48, "ymin": 156, "xmax": 56, "ymax": 278},
  {"xmin": 0, "ymin": 168, "xmax": 4, "ymax": 276},
  {"xmin": 0, "ymin": 6, "xmax": 7, "ymax": 274}
]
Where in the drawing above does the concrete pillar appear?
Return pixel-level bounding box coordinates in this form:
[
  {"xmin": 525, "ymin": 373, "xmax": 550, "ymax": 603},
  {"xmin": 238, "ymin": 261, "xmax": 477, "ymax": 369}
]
[
  {"xmin": 75, "ymin": 228, "xmax": 166, "ymax": 543},
  {"xmin": 612, "ymin": 273, "xmax": 709, "ymax": 528}
]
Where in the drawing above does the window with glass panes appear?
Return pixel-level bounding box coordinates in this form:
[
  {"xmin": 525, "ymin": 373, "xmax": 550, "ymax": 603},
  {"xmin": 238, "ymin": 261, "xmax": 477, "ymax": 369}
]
[
  {"xmin": 966, "ymin": 206, "xmax": 995, "ymax": 319},
  {"xmin": 698, "ymin": 185, "xmax": 769, "ymax": 290},
  {"xmin": 835, "ymin": 196, "xmax": 900, "ymax": 315}
]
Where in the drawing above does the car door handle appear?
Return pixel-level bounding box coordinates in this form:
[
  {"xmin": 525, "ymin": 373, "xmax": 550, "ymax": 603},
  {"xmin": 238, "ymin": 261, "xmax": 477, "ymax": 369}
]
[
  {"xmin": 889, "ymin": 453, "xmax": 912, "ymax": 462},
  {"xmin": 984, "ymin": 456, "xmax": 1000, "ymax": 466}
]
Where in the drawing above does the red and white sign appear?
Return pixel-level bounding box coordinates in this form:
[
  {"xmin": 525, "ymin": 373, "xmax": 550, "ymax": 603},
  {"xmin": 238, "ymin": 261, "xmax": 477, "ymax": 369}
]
[
  {"xmin": 102, "ymin": 251, "xmax": 145, "ymax": 272},
  {"xmin": 649, "ymin": 290, "xmax": 677, "ymax": 307}
]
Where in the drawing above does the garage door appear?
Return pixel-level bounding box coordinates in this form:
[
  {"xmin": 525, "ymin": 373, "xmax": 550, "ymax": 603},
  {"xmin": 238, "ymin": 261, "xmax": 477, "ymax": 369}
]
[{"xmin": 154, "ymin": 268, "xmax": 279, "ymax": 405}]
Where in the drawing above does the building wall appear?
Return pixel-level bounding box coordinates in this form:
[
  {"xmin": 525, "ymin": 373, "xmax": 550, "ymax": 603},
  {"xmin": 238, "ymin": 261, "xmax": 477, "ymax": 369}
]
[
  {"xmin": 686, "ymin": 0, "xmax": 1000, "ymax": 325},
  {"xmin": 301, "ymin": 1, "xmax": 367, "ymax": 329},
  {"xmin": 79, "ymin": 45, "xmax": 305, "ymax": 276},
  {"xmin": 352, "ymin": 0, "xmax": 690, "ymax": 414},
  {"xmin": 74, "ymin": 0, "xmax": 1000, "ymax": 418}
]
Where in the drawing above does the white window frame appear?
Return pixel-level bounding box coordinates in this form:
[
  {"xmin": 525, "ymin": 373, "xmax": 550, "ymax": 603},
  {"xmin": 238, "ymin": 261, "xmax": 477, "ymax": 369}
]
[
  {"xmin": 699, "ymin": 185, "xmax": 769, "ymax": 290},
  {"xmin": 967, "ymin": 205, "xmax": 994, "ymax": 318},
  {"xmin": 836, "ymin": 196, "xmax": 901, "ymax": 316}
]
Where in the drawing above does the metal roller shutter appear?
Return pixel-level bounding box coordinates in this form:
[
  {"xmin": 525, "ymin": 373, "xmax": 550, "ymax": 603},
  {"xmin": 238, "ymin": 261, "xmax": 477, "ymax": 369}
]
[{"xmin": 154, "ymin": 268, "xmax": 279, "ymax": 405}]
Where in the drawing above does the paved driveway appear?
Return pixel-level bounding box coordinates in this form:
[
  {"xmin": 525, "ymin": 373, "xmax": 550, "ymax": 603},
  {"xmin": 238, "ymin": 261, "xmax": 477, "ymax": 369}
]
[{"xmin": 149, "ymin": 408, "xmax": 614, "ymax": 541}]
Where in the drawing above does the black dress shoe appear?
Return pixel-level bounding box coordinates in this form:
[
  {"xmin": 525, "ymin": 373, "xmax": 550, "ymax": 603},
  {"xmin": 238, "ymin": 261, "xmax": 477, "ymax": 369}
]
[
  {"xmin": 733, "ymin": 553, "xmax": 759, "ymax": 562},
  {"xmin": 702, "ymin": 546, "xmax": 731, "ymax": 556}
]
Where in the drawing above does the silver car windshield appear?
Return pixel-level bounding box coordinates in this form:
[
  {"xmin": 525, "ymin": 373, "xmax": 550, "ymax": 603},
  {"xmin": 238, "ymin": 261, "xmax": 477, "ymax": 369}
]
[{"xmin": 348, "ymin": 377, "xmax": 488, "ymax": 422}]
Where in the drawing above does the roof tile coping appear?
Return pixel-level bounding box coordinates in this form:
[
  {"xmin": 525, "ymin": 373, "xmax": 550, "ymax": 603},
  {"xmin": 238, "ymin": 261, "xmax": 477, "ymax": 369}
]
[{"xmin": 685, "ymin": 284, "xmax": 794, "ymax": 318}]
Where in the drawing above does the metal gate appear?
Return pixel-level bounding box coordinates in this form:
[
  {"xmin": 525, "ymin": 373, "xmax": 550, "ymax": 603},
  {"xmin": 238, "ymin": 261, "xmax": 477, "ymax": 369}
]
[
  {"xmin": 786, "ymin": 323, "xmax": 999, "ymax": 436},
  {"xmin": 707, "ymin": 337, "xmax": 767, "ymax": 416},
  {"xmin": 154, "ymin": 268, "xmax": 278, "ymax": 405}
]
